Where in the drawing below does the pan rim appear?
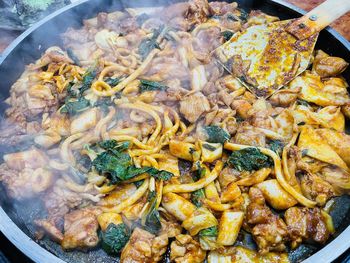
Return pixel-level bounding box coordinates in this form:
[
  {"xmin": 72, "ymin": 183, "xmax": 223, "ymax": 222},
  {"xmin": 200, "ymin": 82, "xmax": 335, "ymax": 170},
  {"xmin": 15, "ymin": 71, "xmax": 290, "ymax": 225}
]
[{"xmin": 0, "ymin": 0, "xmax": 349, "ymax": 262}]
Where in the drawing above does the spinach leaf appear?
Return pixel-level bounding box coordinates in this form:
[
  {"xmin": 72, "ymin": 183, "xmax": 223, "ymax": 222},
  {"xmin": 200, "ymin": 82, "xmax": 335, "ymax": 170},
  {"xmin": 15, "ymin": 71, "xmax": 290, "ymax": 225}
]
[
  {"xmin": 222, "ymin": 30, "xmax": 234, "ymax": 42},
  {"xmin": 67, "ymin": 48, "xmax": 81, "ymax": 66},
  {"xmin": 101, "ymin": 223, "xmax": 130, "ymax": 254},
  {"xmin": 227, "ymin": 13, "xmax": 238, "ymax": 21},
  {"xmin": 60, "ymin": 96, "xmax": 90, "ymax": 115},
  {"xmin": 199, "ymin": 226, "xmax": 218, "ymax": 237},
  {"xmin": 134, "ymin": 179, "xmax": 144, "ymax": 188},
  {"xmin": 136, "ymin": 13, "xmax": 150, "ymax": 26},
  {"xmin": 92, "ymin": 141, "xmax": 174, "ymax": 184},
  {"xmin": 143, "ymin": 190, "xmax": 161, "ymax": 234},
  {"xmin": 79, "ymin": 70, "xmax": 97, "ymax": 94},
  {"xmin": 268, "ymin": 139, "xmax": 284, "ymax": 157},
  {"xmin": 139, "ymin": 79, "xmax": 168, "ymax": 93},
  {"xmin": 138, "ymin": 27, "xmax": 163, "ymax": 60},
  {"xmin": 204, "ymin": 126, "xmax": 230, "ymax": 144},
  {"xmin": 238, "ymin": 8, "xmax": 249, "ymax": 22},
  {"xmin": 228, "ymin": 147, "xmax": 273, "ymax": 172},
  {"xmin": 105, "ymin": 77, "xmax": 121, "ymax": 86},
  {"xmin": 191, "ymin": 188, "xmax": 205, "ymax": 207}
]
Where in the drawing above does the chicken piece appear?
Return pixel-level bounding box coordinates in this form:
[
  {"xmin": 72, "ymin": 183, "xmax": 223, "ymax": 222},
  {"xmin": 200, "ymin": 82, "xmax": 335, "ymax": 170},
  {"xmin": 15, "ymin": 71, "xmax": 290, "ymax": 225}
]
[
  {"xmin": 61, "ymin": 208, "xmax": 101, "ymax": 250},
  {"xmin": 231, "ymin": 99, "xmax": 252, "ymax": 119},
  {"xmin": 290, "ymin": 71, "xmax": 350, "ymax": 107},
  {"xmin": 44, "ymin": 183, "xmax": 87, "ymax": 221},
  {"xmin": 185, "ymin": 0, "xmax": 210, "ymax": 25},
  {"xmin": 0, "ymin": 164, "xmax": 55, "ymax": 200},
  {"xmin": 3, "ymin": 148, "xmax": 48, "ymax": 171},
  {"xmin": 312, "ymin": 50, "xmax": 348, "ymax": 78},
  {"xmin": 246, "ymin": 10, "xmax": 279, "ymax": 26},
  {"xmin": 234, "ymin": 126, "xmax": 266, "ymax": 147},
  {"xmin": 120, "ymin": 228, "xmax": 168, "ymax": 263},
  {"xmin": 269, "ymin": 89, "xmax": 300, "ymax": 107},
  {"xmin": 300, "ymin": 172, "xmax": 335, "ymax": 206},
  {"xmin": 209, "ymin": 1, "xmax": 238, "ymax": 16},
  {"xmin": 318, "ymin": 166, "xmax": 350, "ymax": 190},
  {"xmin": 35, "ymin": 219, "xmax": 64, "ymax": 242},
  {"xmin": 179, "ymin": 92, "xmax": 210, "ymax": 123},
  {"xmin": 218, "ymin": 166, "xmax": 240, "ymax": 188},
  {"xmin": 246, "ymin": 188, "xmax": 289, "ymax": 254},
  {"xmin": 317, "ymin": 128, "xmax": 350, "ymax": 166},
  {"xmin": 38, "ymin": 46, "xmax": 74, "ymax": 66},
  {"xmin": 285, "ymin": 207, "xmax": 332, "ymax": 248},
  {"xmin": 159, "ymin": 217, "xmax": 182, "ymax": 238},
  {"xmin": 170, "ymin": 234, "xmax": 206, "ymax": 263}
]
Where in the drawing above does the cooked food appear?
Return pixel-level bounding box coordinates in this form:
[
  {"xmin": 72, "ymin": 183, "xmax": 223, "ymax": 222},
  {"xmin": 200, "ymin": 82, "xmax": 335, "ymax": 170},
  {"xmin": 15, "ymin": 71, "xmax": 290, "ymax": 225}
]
[{"xmin": 0, "ymin": 0, "xmax": 349, "ymax": 262}]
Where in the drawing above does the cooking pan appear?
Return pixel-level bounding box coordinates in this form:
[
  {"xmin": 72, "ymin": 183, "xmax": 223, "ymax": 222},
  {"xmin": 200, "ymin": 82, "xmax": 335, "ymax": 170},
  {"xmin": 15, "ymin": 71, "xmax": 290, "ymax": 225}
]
[{"xmin": 0, "ymin": 0, "xmax": 349, "ymax": 262}]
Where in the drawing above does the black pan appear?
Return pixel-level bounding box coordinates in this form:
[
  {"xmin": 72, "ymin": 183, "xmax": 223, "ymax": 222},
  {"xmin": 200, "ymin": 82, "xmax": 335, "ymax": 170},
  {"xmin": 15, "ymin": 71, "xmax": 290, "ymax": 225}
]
[{"xmin": 0, "ymin": 0, "xmax": 349, "ymax": 262}]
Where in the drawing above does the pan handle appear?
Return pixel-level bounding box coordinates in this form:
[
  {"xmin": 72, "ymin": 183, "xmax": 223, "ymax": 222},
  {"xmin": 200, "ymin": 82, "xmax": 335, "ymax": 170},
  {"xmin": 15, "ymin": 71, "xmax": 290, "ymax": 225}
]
[{"xmin": 285, "ymin": 0, "xmax": 350, "ymax": 40}]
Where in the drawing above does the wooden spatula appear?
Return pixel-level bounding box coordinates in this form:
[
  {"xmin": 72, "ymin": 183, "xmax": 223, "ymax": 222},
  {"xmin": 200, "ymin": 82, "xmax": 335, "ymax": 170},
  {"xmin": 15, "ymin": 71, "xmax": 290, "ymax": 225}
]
[{"xmin": 214, "ymin": 0, "xmax": 350, "ymax": 98}]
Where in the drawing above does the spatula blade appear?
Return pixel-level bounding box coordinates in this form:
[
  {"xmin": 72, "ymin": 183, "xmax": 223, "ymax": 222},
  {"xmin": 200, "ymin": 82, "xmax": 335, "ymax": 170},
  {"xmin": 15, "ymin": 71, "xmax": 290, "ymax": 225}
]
[{"xmin": 214, "ymin": 20, "xmax": 318, "ymax": 97}]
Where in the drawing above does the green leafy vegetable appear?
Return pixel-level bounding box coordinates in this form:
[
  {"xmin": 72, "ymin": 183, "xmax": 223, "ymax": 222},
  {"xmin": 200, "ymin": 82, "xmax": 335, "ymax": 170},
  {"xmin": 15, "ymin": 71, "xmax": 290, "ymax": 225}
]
[
  {"xmin": 143, "ymin": 190, "xmax": 161, "ymax": 234},
  {"xmin": 222, "ymin": 30, "xmax": 234, "ymax": 42},
  {"xmin": 228, "ymin": 147, "xmax": 273, "ymax": 172},
  {"xmin": 60, "ymin": 96, "xmax": 90, "ymax": 116},
  {"xmin": 92, "ymin": 141, "xmax": 173, "ymax": 184},
  {"xmin": 134, "ymin": 179, "xmax": 144, "ymax": 188},
  {"xmin": 191, "ymin": 188, "xmax": 205, "ymax": 207},
  {"xmin": 268, "ymin": 140, "xmax": 284, "ymax": 157},
  {"xmin": 204, "ymin": 126, "xmax": 230, "ymax": 144},
  {"xmin": 199, "ymin": 226, "xmax": 218, "ymax": 237},
  {"xmin": 227, "ymin": 13, "xmax": 238, "ymax": 21},
  {"xmin": 79, "ymin": 70, "xmax": 97, "ymax": 94},
  {"xmin": 238, "ymin": 8, "xmax": 249, "ymax": 21},
  {"xmin": 139, "ymin": 79, "xmax": 168, "ymax": 93},
  {"xmin": 105, "ymin": 77, "xmax": 121, "ymax": 86},
  {"xmin": 138, "ymin": 27, "xmax": 163, "ymax": 60},
  {"xmin": 101, "ymin": 223, "xmax": 130, "ymax": 254},
  {"xmin": 67, "ymin": 48, "xmax": 81, "ymax": 66}
]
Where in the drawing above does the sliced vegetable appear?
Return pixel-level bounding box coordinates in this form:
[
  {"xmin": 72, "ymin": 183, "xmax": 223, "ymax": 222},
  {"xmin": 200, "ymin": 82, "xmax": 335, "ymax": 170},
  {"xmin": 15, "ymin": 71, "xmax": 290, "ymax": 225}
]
[
  {"xmin": 222, "ymin": 30, "xmax": 234, "ymax": 42},
  {"xmin": 80, "ymin": 69, "xmax": 97, "ymax": 94},
  {"xmin": 191, "ymin": 188, "xmax": 205, "ymax": 207},
  {"xmin": 268, "ymin": 139, "xmax": 284, "ymax": 157}
]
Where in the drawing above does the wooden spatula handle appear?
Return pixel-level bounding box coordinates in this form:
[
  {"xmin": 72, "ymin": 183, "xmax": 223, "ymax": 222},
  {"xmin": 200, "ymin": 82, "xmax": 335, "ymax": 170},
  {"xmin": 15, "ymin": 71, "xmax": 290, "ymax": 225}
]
[{"xmin": 286, "ymin": 0, "xmax": 350, "ymax": 40}]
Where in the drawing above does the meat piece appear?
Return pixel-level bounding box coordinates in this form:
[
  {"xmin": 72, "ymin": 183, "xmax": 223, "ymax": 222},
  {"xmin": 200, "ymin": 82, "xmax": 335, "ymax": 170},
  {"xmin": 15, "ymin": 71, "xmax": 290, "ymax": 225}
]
[
  {"xmin": 61, "ymin": 208, "xmax": 101, "ymax": 250},
  {"xmin": 160, "ymin": 2, "xmax": 190, "ymax": 21},
  {"xmin": 300, "ymin": 173, "xmax": 335, "ymax": 206},
  {"xmin": 39, "ymin": 46, "xmax": 74, "ymax": 65},
  {"xmin": 35, "ymin": 219, "xmax": 64, "ymax": 242},
  {"xmin": 209, "ymin": 1, "xmax": 238, "ymax": 16},
  {"xmin": 285, "ymin": 207, "xmax": 331, "ymax": 248},
  {"xmin": 234, "ymin": 126, "xmax": 266, "ymax": 147},
  {"xmin": 192, "ymin": 27, "xmax": 222, "ymax": 60},
  {"xmin": 185, "ymin": 0, "xmax": 210, "ymax": 25},
  {"xmin": 180, "ymin": 92, "xmax": 210, "ymax": 123},
  {"xmin": 3, "ymin": 148, "xmax": 48, "ymax": 171},
  {"xmin": 246, "ymin": 188, "xmax": 289, "ymax": 254},
  {"xmin": 170, "ymin": 234, "xmax": 206, "ymax": 263},
  {"xmin": 231, "ymin": 99, "xmax": 252, "ymax": 119},
  {"xmin": 269, "ymin": 89, "xmax": 300, "ymax": 107},
  {"xmin": 312, "ymin": 50, "xmax": 349, "ymax": 78},
  {"xmin": 44, "ymin": 183, "xmax": 86, "ymax": 221},
  {"xmin": 120, "ymin": 228, "xmax": 168, "ymax": 263},
  {"xmin": 0, "ymin": 164, "xmax": 55, "ymax": 200}
]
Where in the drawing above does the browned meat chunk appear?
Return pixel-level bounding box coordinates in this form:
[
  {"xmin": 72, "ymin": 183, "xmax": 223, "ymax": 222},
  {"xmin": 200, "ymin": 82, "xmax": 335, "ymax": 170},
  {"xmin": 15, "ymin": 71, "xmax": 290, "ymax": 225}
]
[
  {"xmin": 313, "ymin": 50, "xmax": 349, "ymax": 78},
  {"xmin": 179, "ymin": 92, "xmax": 210, "ymax": 123},
  {"xmin": 3, "ymin": 148, "xmax": 48, "ymax": 170},
  {"xmin": 35, "ymin": 219, "xmax": 64, "ymax": 242},
  {"xmin": 170, "ymin": 234, "xmax": 206, "ymax": 263},
  {"xmin": 285, "ymin": 207, "xmax": 331, "ymax": 248},
  {"xmin": 234, "ymin": 126, "xmax": 266, "ymax": 147},
  {"xmin": 0, "ymin": 163, "xmax": 54, "ymax": 200},
  {"xmin": 209, "ymin": 1, "xmax": 238, "ymax": 16},
  {"xmin": 120, "ymin": 228, "xmax": 168, "ymax": 263},
  {"xmin": 300, "ymin": 173, "xmax": 335, "ymax": 206},
  {"xmin": 246, "ymin": 188, "xmax": 289, "ymax": 254},
  {"xmin": 185, "ymin": 0, "xmax": 210, "ymax": 25},
  {"xmin": 61, "ymin": 208, "xmax": 101, "ymax": 250}
]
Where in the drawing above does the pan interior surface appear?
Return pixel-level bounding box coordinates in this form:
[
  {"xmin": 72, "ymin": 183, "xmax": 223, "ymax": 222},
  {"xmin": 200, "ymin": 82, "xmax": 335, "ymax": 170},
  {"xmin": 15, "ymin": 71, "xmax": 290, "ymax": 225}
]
[{"xmin": 0, "ymin": 0, "xmax": 349, "ymax": 263}]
